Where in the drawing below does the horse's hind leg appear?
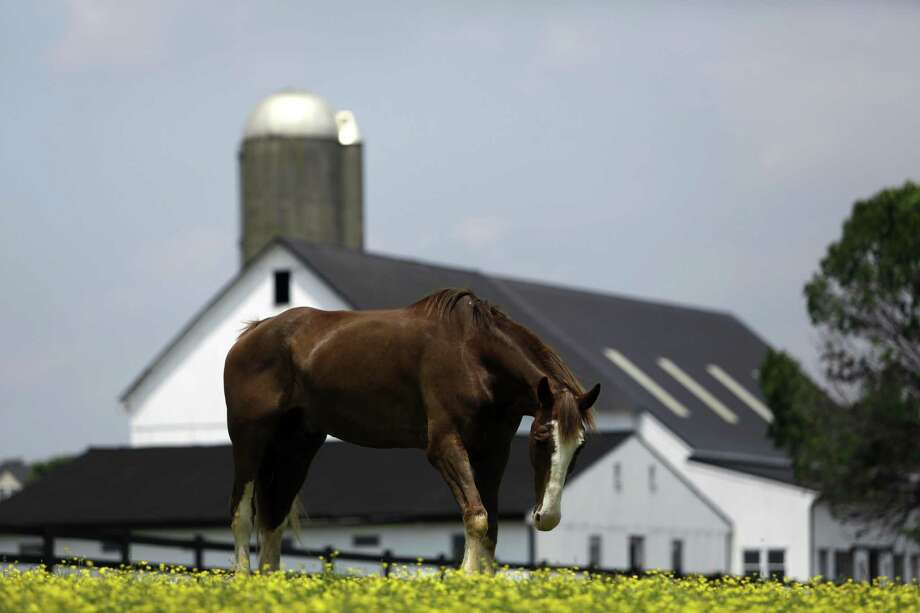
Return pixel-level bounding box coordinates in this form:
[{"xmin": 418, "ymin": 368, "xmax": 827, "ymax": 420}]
[
  {"xmin": 256, "ymin": 422, "xmax": 326, "ymax": 572},
  {"xmin": 229, "ymin": 419, "xmax": 275, "ymax": 573}
]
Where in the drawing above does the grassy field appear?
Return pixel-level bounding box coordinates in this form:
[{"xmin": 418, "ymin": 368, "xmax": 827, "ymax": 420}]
[{"xmin": 2, "ymin": 565, "xmax": 919, "ymax": 612}]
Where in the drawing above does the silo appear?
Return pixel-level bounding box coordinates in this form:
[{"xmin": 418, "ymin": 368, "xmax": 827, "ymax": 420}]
[{"xmin": 238, "ymin": 90, "xmax": 364, "ymax": 266}]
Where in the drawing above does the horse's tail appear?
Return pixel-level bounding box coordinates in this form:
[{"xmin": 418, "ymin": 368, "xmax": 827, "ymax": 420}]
[{"xmin": 287, "ymin": 495, "xmax": 306, "ymax": 545}]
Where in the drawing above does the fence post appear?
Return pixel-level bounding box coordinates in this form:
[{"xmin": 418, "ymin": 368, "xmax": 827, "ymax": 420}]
[
  {"xmin": 119, "ymin": 530, "xmax": 131, "ymax": 566},
  {"xmin": 383, "ymin": 549, "xmax": 393, "ymax": 577},
  {"xmin": 193, "ymin": 534, "xmax": 204, "ymax": 570},
  {"xmin": 438, "ymin": 554, "xmax": 446, "ymax": 579},
  {"xmin": 41, "ymin": 529, "xmax": 54, "ymax": 571}
]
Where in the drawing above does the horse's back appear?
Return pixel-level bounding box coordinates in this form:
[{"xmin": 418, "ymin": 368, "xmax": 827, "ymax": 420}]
[{"xmin": 225, "ymin": 306, "xmax": 446, "ymax": 446}]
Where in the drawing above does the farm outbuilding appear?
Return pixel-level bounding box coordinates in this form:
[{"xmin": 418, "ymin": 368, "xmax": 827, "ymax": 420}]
[{"xmin": 2, "ymin": 90, "xmax": 917, "ymax": 582}]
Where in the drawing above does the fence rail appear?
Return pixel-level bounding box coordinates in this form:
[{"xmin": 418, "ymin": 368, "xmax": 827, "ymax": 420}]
[{"xmin": 0, "ymin": 528, "xmax": 645, "ymax": 577}]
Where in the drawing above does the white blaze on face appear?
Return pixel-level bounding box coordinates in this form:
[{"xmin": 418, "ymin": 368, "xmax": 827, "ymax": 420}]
[{"xmin": 534, "ymin": 420, "xmax": 583, "ymax": 531}]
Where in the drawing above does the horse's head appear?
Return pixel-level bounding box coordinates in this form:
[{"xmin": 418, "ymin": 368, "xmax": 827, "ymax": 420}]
[{"xmin": 529, "ymin": 377, "xmax": 600, "ymax": 531}]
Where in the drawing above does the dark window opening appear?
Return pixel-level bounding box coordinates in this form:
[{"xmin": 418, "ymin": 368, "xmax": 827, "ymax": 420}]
[
  {"xmin": 835, "ymin": 550, "xmax": 854, "ymax": 581},
  {"xmin": 352, "ymin": 534, "xmax": 380, "ymax": 548},
  {"xmin": 628, "ymin": 535, "xmax": 645, "ymax": 571},
  {"xmin": 19, "ymin": 542, "xmax": 42, "ymax": 556},
  {"xmin": 910, "ymin": 554, "xmax": 919, "ymax": 582},
  {"xmin": 817, "ymin": 548, "xmax": 828, "ymax": 578},
  {"xmin": 281, "ymin": 537, "xmax": 293, "ymax": 551},
  {"xmin": 451, "ymin": 533, "xmax": 465, "ymax": 563},
  {"xmin": 868, "ymin": 549, "xmax": 880, "ymax": 581},
  {"xmin": 743, "ymin": 549, "xmax": 761, "ymax": 578},
  {"xmin": 101, "ymin": 540, "xmax": 121, "ymax": 553},
  {"xmin": 893, "ymin": 554, "xmax": 904, "ymax": 582},
  {"xmin": 274, "ymin": 270, "xmax": 291, "ymax": 305},
  {"xmin": 588, "ymin": 535, "xmax": 602, "ymax": 567},
  {"xmin": 671, "ymin": 539, "xmax": 683, "ymax": 575},
  {"xmin": 767, "ymin": 549, "xmax": 785, "ymax": 580}
]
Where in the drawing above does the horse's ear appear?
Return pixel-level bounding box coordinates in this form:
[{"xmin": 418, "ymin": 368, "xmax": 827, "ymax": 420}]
[
  {"xmin": 537, "ymin": 376, "xmax": 554, "ymax": 412},
  {"xmin": 578, "ymin": 383, "xmax": 601, "ymax": 413}
]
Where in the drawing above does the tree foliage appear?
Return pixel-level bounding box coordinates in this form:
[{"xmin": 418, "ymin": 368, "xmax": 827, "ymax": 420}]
[
  {"xmin": 760, "ymin": 181, "xmax": 920, "ymax": 540},
  {"xmin": 27, "ymin": 454, "xmax": 73, "ymax": 484}
]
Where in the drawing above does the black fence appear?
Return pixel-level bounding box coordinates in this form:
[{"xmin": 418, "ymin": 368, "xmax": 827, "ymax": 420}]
[{"xmin": 0, "ymin": 528, "xmax": 644, "ymax": 577}]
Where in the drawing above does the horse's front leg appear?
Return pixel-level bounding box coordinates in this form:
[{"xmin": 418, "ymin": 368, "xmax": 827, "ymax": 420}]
[{"xmin": 426, "ymin": 432, "xmax": 492, "ymax": 574}]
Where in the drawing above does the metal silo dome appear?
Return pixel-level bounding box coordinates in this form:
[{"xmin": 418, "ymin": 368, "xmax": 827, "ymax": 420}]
[
  {"xmin": 243, "ymin": 90, "xmax": 339, "ymax": 140},
  {"xmin": 238, "ymin": 89, "xmax": 364, "ymax": 265}
]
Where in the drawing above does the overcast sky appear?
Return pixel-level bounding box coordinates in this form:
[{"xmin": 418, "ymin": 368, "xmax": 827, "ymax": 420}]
[{"xmin": 1, "ymin": 1, "xmax": 919, "ymax": 461}]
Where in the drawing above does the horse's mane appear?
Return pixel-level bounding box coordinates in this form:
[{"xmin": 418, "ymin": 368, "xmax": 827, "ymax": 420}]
[
  {"xmin": 413, "ymin": 288, "xmax": 595, "ymax": 441},
  {"xmin": 237, "ymin": 318, "xmax": 265, "ymax": 339}
]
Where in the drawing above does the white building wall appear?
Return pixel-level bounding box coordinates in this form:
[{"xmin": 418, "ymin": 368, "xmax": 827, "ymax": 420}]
[
  {"xmin": 637, "ymin": 412, "xmax": 817, "ymax": 580},
  {"xmin": 124, "ymin": 245, "xmax": 350, "ymax": 446},
  {"xmin": 812, "ymin": 503, "xmax": 920, "ymax": 582},
  {"xmin": 535, "ymin": 436, "xmax": 730, "ymax": 573},
  {"xmin": 684, "ymin": 459, "xmax": 814, "ymax": 580},
  {"xmin": 0, "ymin": 472, "xmax": 23, "ymax": 501}
]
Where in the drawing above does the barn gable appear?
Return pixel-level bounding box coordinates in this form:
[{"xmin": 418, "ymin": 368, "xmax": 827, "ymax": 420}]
[{"xmin": 121, "ymin": 243, "xmax": 349, "ymax": 446}]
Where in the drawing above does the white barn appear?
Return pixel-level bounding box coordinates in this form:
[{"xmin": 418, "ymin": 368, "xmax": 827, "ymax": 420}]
[
  {"xmin": 1, "ymin": 91, "xmax": 917, "ymax": 581},
  {"xmin": 2, "ymin": 239, "xmax": 916, "ymax": 580}
]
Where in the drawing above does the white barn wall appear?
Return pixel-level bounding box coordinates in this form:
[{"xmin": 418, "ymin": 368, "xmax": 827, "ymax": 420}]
[
  {"xmin": 125, "ymin": 245, "xmax": 349, "ymax": 446},
  {"xmin": 536, "ymin": 437, "xmax": 730, "ymax": 573},
  {"xmin": 0, "ymin": 472, "xmax": 23, "ymax": 501},
  {"xmin": 812, "ymin": 503, "xmax": 920, "ymax": 582},
  {"xmin": 639, "ymin": 411, "xmax": 820, "ymax": 580},
  {"xmin": 684, "ymin": 460, "xmax": 815, "ymax": 579}
]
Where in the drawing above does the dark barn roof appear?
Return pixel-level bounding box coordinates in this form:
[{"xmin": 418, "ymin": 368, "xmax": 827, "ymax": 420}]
[
  {"xmin": 284, "ymin": 240, "xmax": 785, "ymax": 463},
  {"xmin": 0, "ymin": 434, "xmax": 630, "ymax": 530},
  {"xmin": 689, "ymin": 455, "xmax": 797, "ymax": 487}
]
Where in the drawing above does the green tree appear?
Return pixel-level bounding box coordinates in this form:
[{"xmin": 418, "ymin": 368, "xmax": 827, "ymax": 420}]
[
  {"xmin": 760, "ymin": 181, "xmax": 920, "ymax": 540},
  {"xmin": 27, "ymin": 454, "xmax": 73, "ymax": 483}
]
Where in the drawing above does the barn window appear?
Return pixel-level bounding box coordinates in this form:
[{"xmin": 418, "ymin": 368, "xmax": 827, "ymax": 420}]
[
  {"xmin": 588, "ymin": 535, "xmax": 602, "ymax": 567},
  {"xmin": 352, "ymin": 534, "xmax": 380, "ymax": 547},
  {"xmin": 835, "ymin": 550, "xmax": 854, "ymax": 580},
  {"xmin": 648, "ymin": 465, "xmax": 657, "ymax": 493},
  {"xmin": 911, "ymin": 554, "xmax": 919, "ymax": 582},
  {"xmin": 743, "ymin": 549, "xmax": 761, "ymax": 578},
  {"xmin": 767, "ymin": 549, "xmax": 785, "ymax": 580},
  {"xmin": 671, "ymin": 539, "xmax": 683, "ymax": 575},
  {"xmin": 274, "ymin": 270, "xmax": 291, "ymax": 305},
  {"xmin": 817, "ymin": 548, "xmax": 828, "ymax": 578},
  {"xmin": 628, "ymin": 535, "xmax": 645, "ymax": 571},
  {"xmin": 893, "ymin": 554, "xmax": 904, "ymax": 582},
  {"xmin": 101, "ymin": 540, "xmax": 121, "ymax": 553},
  {"xmin": 613, "ymin": 463, "xmax": 622, "ymax": 492}
]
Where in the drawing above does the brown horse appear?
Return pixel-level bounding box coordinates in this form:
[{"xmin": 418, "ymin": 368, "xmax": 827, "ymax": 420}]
[{"xmin": 224, "ymin": 288, "xmax": 600, "ymax": 573}]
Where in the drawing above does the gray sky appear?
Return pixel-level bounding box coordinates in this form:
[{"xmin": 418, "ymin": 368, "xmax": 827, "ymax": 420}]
[{"xmin": 2, "ymin": 1, "xmax": 919, "ymax": 461}]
